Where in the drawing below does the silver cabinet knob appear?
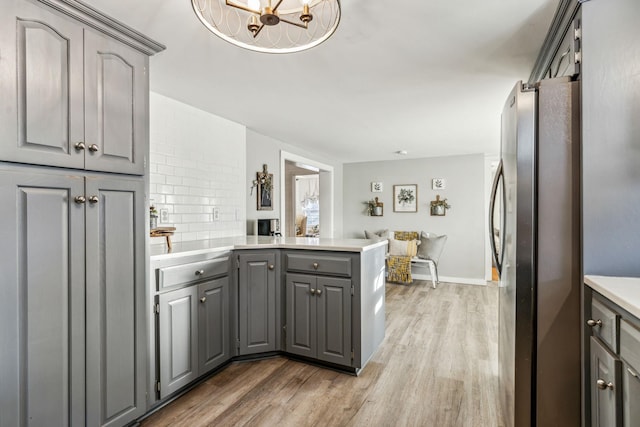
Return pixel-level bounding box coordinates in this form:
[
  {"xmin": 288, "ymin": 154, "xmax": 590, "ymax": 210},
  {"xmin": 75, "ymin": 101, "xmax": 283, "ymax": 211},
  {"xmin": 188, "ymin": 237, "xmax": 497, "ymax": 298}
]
[
  {"xmin": 195, "ymin": 269, "xmax": 205, "ymax": 276},
  {"xmin": 316, "ymin": 288, "xmax": 322, "ymax": 295},
  {"xmin": 596, "ymin": 379, "xmax": 614, "ymax": 390},
  {"xmin": 587, "ymin": 319, "xmax": 603, "ymax": 327},
  {"xmin": 313, "ymin": 262, "xmax": 319, "ymax": 270},
  {"xmin": 74, "ymin": 196, "xmax": 86, "ymax": 204},
  {"xmin": 88, "ymin": 144, "xmax": 99, "ymax": 152},
  {"xmin": 310, "ymin": 288, "xmax": 316, "ymax": 295},
  {"xmin": 88, "ymin": 195, "xmax": 99, "ymax": 204},
  {"xmin": 74, "ymin": 142, "xmax": 86, "ymax": 151},
  {"xmin": 200, "ymin": 296, "xmax": 206, "ymax": 303},
  {"xmin": 269, "ymin": 264, "xmax": 275, "ymax": 270}
]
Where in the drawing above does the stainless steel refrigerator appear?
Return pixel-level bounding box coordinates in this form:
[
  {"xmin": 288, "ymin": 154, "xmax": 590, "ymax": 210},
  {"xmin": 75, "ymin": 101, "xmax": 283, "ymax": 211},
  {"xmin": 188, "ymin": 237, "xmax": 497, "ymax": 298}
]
[{"xmin": 489, "ymin": 77, "xmax": 581, "ymax": 427}]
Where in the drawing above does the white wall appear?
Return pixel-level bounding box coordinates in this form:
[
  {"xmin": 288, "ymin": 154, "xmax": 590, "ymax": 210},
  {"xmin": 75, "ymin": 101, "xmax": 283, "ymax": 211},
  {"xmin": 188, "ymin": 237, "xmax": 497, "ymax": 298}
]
[
  {"xmin": 149, "ymin": 92, "xmax": 247, "ymax": 245},
  {"xmin": 343, "ymin": 154, "xmax": 486, "ymax": 283},
  {"xmin": 246, "ymin": 129, "xmax": 344, "ymax": 237}
]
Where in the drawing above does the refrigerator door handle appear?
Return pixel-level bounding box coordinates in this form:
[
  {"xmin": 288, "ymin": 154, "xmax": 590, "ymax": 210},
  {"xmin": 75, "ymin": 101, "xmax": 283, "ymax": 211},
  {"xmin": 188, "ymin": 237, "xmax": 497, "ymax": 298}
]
[{"xmin": 489, "ymin": 159, "xmax": 505, "ymax": 277}]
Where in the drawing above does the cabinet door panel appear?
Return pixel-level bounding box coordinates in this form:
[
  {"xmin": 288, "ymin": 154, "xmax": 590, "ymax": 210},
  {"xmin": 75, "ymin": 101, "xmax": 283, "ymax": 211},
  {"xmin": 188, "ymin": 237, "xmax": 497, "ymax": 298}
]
[
  {"xmin": 0, "ymin": 1, "xmax": 84, "ymax": 169},
  {"xmin": 159, "ymin": 287, "xmax": 198, "ymax": 399},
  {"xmin": 199, "ymin": 277, "xmax": 230, "ymax": 374},
  {"xmin": 0, "ymin": 167, "xmax": 85, "ymax": 426},
  {"xmin": 238, "ymin": 253, "xmax": 276, "ymax": 354},
  {"xmin": 84, "ymin": 30, "xmax": 148, "ymax": 175},
  {"xmin": 85, "ymin": 177, "xmax": 146, "ymax": 426},
  {"xmin": 590, "ymin": 337, "xmax": 620, "ymax": 427},
  {"xmin": 623, "ymin": 365, "xmax": 640, "ymax": 427},
  {"xmin": 286, "ymin": 274, "xmax": 316, "ymax": 358},
  {"xmin": 317, "ymin": 277, "xmax": 352, "ymax": 366}
]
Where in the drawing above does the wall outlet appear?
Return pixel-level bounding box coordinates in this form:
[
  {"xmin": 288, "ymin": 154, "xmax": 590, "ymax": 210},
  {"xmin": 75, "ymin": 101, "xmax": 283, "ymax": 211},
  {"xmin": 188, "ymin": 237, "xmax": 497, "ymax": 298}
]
[
  {"xmin": 160, "ymin": 208, "xmax": 169, "ymax": 223},
  {"xmin": 212, "ymin": 207, "xmax": 220, "ymax": 221}
]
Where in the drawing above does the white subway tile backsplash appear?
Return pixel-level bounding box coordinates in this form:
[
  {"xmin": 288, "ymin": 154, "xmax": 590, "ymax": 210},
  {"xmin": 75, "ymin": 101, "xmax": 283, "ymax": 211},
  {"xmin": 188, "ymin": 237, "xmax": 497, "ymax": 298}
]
[{"xmin": 150, "ymin": 92, "xmax": 246, "ymax": 245}]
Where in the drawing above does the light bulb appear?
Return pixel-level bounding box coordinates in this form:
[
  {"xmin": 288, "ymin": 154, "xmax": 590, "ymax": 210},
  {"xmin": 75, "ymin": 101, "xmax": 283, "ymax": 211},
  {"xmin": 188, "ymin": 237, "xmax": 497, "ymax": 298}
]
[{"xmin": 248, "ymin": 0, "xmax": 260, "ymax": 11}]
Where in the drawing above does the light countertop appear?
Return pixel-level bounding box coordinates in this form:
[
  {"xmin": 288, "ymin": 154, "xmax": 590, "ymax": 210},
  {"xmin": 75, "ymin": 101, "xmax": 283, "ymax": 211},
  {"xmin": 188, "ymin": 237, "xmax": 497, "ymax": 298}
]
[
  {"xmin": 150, "ymin": 236, "xmax": 387, "ymax": 261},
  {"xmin": 585, "ymin": 275, "xmax": 640, "ymax": 319}
]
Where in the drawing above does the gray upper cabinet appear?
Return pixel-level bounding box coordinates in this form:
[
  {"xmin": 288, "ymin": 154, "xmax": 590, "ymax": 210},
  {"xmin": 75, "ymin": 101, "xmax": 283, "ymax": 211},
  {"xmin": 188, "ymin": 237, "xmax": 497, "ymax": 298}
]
[
  {"xmin": 286, "ymin": 273, "xmax": 352, "ymax": 367},
  {"xmin": 238, "ymin": 252, "xmax": 278, "ymax": 355},
  {"xmin": 0, "ymin": 166, "xmax": 145, "ymax": 427},
  {"xmin": 0, "ymin": 0, "xmax": 156, "ymax": 175}
]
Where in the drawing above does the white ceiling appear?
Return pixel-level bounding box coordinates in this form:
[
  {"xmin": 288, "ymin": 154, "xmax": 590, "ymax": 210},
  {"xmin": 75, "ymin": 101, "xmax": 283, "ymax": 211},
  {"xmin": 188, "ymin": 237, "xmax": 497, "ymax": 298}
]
[{"xmin": 83, "ymin": 0, "xmax": 558, "ymax": 163}]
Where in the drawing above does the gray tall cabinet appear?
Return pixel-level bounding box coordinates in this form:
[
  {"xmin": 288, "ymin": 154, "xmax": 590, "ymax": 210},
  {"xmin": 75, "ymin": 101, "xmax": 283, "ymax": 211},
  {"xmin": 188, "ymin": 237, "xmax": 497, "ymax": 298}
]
[{"xmin": 0, "ymin": 1, "xmax": 164, "ymax": 426}]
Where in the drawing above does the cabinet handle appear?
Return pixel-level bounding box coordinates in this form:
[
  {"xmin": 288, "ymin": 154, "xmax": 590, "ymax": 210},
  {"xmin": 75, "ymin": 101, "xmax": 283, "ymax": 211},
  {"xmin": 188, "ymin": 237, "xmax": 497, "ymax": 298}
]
[
  {"xmin": 74, "ymin": 196, "xmax": 86, "ymax": 204},
  {"xmin": 88, "ymin": 144, "xmax": 99, "ymax": 152},
  {"xmin": 310, "ymin": 288, "xmax": 316, "ymax": 295},
  {"xmin": 200, "ymin": 296, "xmax": 206, "ymax": 303},
  {"xmin": 195, "ymin": 269, "xmax": 205, "ymax": 276},
  {"xmin": 628, "ymin": 368, "xmax": 639, "ymax": 379},
  {"xmin": 596, "ymin": 379, "xmax": 614, "ymax": 390},
  {"xmin": 269, "ymin": 264, "xmax": 275, "ymax": 270},
  {"xmin": 316, "ymin": 288, "xmax": 322, "ymax": 296},
  {"xmin": 587, "ymin": 319, "xmax": 603, "ymax": 327},
  {"xmin": 74, "ymin": 142, "xmax": 86, "ymax": 151},
  {"xmin": 88, "ymin": 195, "xmax": 99, "ymax": 204},
  {"xmin": 313, "ymin": 262, "xmax": 319, "ymax": 270}
]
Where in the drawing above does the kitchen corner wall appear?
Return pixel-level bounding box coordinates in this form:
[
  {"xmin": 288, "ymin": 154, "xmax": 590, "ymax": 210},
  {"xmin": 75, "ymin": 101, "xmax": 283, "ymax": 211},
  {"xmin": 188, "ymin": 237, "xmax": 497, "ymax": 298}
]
[
  {"xmin": 149, "ymin": 92, "xmax": 246, "ymax": 245},
  {"xmin": 343, "ymin": 154, "xmax": 486, "ymax": 283},
  {"xmin": 246, "ymin": 130, "xmax": 344, "ymax": 237}
]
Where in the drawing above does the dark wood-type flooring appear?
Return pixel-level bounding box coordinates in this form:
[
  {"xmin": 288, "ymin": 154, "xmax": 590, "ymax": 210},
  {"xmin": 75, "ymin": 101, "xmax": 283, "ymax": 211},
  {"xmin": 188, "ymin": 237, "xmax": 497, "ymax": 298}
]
[{"xmin": 141, "ymin": 280, "xmax": 503, "ymax": 427}]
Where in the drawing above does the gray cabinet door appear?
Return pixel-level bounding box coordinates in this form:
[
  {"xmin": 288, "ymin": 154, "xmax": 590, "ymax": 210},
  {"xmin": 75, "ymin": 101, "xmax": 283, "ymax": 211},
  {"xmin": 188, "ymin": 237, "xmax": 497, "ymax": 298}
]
[
  {"xmin": 316, "ymin": 277, "xmax": 352, "ymax": 366},
  {"xmin": 285, "ymin": 274, "xmax": 316, "ymax": 358},
  {"xmin": 0, "ymin": 167, "xmax": 85, "ymax": 427},
  {"xmin": 85, "ymin": 176, "xmax": 146, "ymax": 426},
  {"xmin": 590, "ymin": 337, "xmax": 621, "ymax": 427},
  {"xmin": 199, "ymin": 277, "xmax": 231, "ymax": 375},
  {"xmin": 238, "ymin": 252, "xmax": 276, "ymax": 355},
  {"xmin": 159, "ymin": 286, "xmax": 199, "ymax": 399},
  {"xmin": 623, "ymin": 364, "xmax": 640, "ymax": 427},
  {"xmin": 0, "ymin": 0, "xmax": 85, "ymax": 170},
  {"xmin": 84, "ymin": 30, "xmax": 148, "ymax": 175}
]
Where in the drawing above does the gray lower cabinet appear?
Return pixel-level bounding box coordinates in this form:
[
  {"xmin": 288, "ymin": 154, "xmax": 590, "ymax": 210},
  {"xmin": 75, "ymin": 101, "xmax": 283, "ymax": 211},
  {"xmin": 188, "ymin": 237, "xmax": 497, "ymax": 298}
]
[
  {"xmin": 0, "ymin": 0, "xmax": 156, "ymax": 175},
  {"xmin": 158, "ymin": 276, "xmax": 230, "ymax": 399},
  {"xmin": 286, "ymin": 273, "xmax": 352, "ymax": 367},
  {"xmin": 590, "ymin": 336, "xmax": 621, "ymax": 427},
  {"xmin": 238, "ymin": 252, "xmax": 277, "ymax": 355},
  {"xmin": 0, "ymin": 166, "xmax": 146, "ymax": 427}
]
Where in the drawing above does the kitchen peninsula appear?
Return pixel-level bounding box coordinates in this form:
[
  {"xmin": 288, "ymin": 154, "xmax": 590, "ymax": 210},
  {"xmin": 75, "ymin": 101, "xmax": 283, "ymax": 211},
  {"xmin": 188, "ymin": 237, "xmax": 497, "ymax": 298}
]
[{"xmin": 148, "ymin": 237, "xmax": 386, "ymax": 409}]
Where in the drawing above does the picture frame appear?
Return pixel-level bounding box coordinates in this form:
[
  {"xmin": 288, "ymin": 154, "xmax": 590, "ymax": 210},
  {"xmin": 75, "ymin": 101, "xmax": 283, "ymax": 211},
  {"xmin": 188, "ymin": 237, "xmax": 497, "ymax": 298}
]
[
  {"xmin": 430, "ymin": 204, "xmax": 446, "ymax": 216},
  {"xmin": 257, "ymin": 172, "xmax": 273, "ymax": 211},
  {"xmin": 393, "ymin": 184, "xmax": 418, "ymax": 212},
  {"xmin": 371, "ymin": 182, "xmax": 383, "ymax": 193},
  {"xmin": 432, "ymin": 178, "xmax": 446, "ymax": 190}
]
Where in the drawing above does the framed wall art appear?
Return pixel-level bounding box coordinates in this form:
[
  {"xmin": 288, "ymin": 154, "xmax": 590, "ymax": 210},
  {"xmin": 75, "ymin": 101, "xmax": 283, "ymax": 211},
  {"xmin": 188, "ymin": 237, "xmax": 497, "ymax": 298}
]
[
  {"xmin": 256, "ymin": 164, "xmax": 273, "ymax": 210},
  {"xmin": 393, "ymin": 184, "xmax": 417, "ymax": 212}
]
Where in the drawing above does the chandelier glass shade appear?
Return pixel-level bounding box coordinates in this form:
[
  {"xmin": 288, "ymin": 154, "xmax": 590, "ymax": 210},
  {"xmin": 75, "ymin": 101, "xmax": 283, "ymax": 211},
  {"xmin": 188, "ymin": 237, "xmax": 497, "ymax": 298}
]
[{"xmin": 192, "ymin": 0, "xmax": 341, "ymax": 53}]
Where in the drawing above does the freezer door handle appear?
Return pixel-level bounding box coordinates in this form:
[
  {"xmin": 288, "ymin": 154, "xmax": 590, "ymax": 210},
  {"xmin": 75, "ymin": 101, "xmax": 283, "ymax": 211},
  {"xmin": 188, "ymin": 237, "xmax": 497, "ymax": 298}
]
[{"xmin": 489, "ymin": 159, "xmax": 506, "ymax": 277}]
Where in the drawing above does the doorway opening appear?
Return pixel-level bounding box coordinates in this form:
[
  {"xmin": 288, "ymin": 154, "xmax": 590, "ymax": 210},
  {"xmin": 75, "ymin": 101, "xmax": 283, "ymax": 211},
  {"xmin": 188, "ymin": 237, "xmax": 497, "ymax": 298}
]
[{"xmin": 280, "ymin": 151, "xmax": 334, "ymax": 238}]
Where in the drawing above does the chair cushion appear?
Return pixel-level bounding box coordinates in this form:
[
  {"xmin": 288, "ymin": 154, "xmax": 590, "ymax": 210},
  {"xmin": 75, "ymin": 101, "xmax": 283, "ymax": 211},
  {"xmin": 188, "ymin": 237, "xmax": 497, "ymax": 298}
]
[
  {"xmin": 388, "ymin": 237, "xmax": 418, "ymax": 257},
  {"xmin": 417, "ymin": 232, "xmax": 447, "ymax": 262}
]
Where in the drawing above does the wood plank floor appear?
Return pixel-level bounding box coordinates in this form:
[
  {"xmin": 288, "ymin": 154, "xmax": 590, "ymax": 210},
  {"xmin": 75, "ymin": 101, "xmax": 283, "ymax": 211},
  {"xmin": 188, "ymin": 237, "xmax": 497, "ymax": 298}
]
[{"xmin": 141, "ymin": 281, "xmax": 503, "ymax": 427}]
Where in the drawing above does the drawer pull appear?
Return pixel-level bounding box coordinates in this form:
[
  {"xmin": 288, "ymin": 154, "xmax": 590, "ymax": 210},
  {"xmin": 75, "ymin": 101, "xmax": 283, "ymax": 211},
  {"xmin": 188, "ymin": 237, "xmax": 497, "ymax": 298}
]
[
  {"xmin": 313, "ymin": 262, "xmax": 319, "ymax": 270},
  {"xmin": 316, "ymin": 288, "xmax": 322, "ymax": 296},
  {"xmin": 200, "ymin": 296, "xmax": 206, "ymax": 303},
  {"xmin": 596, "ymin": 379, "xmax": 614, "ymax": 390},
  {"xmin": 587, "ymin": 319, "xmax": 603, "ymax": 327},
  {"xmin": 628, "ymin": 368, "xmax": 639, "ymax": 379},
  {"xmin": 74, "ymin": 196, "xmax": 86, "ymax": 204},
  {"xmin": 74, "ymin": 142, "xmax": 86, "ymax": 151},
  {"xmin": 269, "ymin": 264, "xmax": 275, "ymax": 270},
  {"xmin": 310, "ymin": 288, "xmax": 316, "ymax": 295},
  {"xmin": 195, "ymin": 269, "xmax": 205, "ymax": 276},
  {"xmin": 88, "ymin": 143, "xmax": 99, "ymax": 152}
]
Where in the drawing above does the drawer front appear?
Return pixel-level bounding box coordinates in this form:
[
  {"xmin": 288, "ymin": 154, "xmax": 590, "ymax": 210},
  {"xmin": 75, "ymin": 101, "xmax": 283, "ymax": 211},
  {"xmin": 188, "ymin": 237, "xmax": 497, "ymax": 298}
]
[
  {"xmin": 591, "ymin": 298, "xmax": 619, "ymax": 352},
  {"xmin": 621, "ymin": 319, "xmax": 640, "ymax": 373},
  {"xmin": 158, "ymin": 258, "xmax": 229, "ymax": 291},
  {"xmin": 286, "ymin": 253, "xmax": 351, "ymax": 277}
]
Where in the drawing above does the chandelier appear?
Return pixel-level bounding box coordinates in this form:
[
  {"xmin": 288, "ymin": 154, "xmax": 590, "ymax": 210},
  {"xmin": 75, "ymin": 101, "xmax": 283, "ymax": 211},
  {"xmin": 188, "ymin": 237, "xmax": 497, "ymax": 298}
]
[{"xmin": 192, "ymin": 0, "xmax": 341, "ymax": 53}]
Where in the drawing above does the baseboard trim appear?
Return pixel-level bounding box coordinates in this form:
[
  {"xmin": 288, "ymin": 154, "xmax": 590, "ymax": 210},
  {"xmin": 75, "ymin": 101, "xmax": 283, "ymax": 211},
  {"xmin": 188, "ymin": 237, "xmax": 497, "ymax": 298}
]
[{"xmin": 412, "ymin": 273, "xmax": 487, "ymax": 286}]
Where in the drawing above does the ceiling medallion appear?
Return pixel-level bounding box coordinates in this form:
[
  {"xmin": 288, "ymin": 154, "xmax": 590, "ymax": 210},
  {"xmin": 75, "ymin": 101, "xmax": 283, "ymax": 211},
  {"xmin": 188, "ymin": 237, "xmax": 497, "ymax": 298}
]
[{"xmin": 192, "ymin": 0, "xmax": 341, "ymax": 54}]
